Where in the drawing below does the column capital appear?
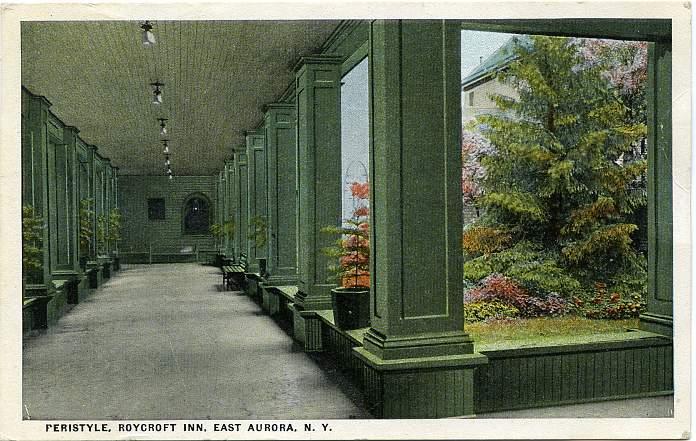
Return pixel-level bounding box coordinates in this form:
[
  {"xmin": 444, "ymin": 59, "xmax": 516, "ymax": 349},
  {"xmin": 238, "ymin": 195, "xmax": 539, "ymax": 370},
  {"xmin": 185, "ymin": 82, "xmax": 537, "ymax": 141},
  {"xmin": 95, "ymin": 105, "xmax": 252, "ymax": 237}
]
[{"xmin": 292, "ymin": 54, "xmax": 344, "ymax": 72}]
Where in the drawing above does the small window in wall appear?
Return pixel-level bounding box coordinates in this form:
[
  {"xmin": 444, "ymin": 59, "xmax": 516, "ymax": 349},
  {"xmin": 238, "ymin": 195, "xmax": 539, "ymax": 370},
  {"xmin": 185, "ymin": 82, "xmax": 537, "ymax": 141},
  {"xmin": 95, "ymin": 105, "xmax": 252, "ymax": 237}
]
[
  {"xmin": 148, "ymin": 198, "xmax": 165, "ymax": 220},
  {"xmin": 468, "ymin": 91, "xmax": 475, "ymax": 107},
  {"xmin": 183, "ymin": 196, "xmax": 210, "ymax": 235}
]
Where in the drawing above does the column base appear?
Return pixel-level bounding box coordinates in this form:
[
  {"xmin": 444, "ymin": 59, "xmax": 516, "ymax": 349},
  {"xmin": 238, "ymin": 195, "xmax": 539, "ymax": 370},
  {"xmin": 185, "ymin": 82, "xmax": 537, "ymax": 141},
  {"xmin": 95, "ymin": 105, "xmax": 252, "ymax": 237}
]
[
  {"xmin": 262, "ymin": 275, "xmax": 298, "ymax": 287},
  {"xmin": 363, "ymin": 327, "xmax": 475, "ymax": 360},
  {"xmin": 289, "ymin": 304, "xmax": 323, "ymax": 352},
  {"xmin": 261, "ymin": 285, "xmax": 281, "ymax": 315},
  {"xmin": 354, "ymin": 347, "xmax": 487, "ymax": 418},
  {"xmin": 639, "ymin": 312, "xmax": 673, "ymax": 337},
  {"xmin": 87, "ymin": 262, "xmax": 103, "ymax": 288},
  {"xmin": 293, "ymin": 286, "xmax": 333, "ymax": 311}
]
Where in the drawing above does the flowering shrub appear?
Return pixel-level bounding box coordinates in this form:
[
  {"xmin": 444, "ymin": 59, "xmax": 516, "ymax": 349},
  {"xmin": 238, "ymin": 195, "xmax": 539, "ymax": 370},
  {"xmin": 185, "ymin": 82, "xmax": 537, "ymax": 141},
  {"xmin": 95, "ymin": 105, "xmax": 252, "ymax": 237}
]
[
  {"xmin": 321, "ymin": 180, "xmax": 370, "ymax": 288},
  {"xmin": 465, "ymin": 274, "xmax": 569, "ymax": 319},
  {"xmin": 572, "ymin": 281, "xmax": 645, "ymax": 319},
  {"xmin": 461, "ymin": 130, "xmax": 495, "ymax": 205}
]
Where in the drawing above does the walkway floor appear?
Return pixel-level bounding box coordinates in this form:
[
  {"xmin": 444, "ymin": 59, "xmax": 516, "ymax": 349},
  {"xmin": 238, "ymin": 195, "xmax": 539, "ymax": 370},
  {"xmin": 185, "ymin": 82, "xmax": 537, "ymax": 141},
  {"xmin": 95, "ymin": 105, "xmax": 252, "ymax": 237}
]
[{"xmin": 22, "ymin": 263, "xmax": 370, "ymax": 420}]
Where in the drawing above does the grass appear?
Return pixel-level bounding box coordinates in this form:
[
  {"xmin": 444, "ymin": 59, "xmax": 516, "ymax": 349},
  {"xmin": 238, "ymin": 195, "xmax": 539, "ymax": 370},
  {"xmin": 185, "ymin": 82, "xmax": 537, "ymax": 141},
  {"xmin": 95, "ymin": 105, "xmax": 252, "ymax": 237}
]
[{"xmin": 467, "ymin": 315, "xmax": 640, "ymax": 347}]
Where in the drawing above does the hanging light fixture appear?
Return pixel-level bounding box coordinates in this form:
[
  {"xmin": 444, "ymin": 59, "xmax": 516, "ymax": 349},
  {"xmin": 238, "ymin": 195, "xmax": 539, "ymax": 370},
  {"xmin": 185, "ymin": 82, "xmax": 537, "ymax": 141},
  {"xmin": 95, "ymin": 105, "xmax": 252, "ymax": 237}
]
[
  {"xmin": 161, "ymin": 139, "xmax": 169, "ymax": 154},
  {"xmin": 141, "ymin": 21, "xmax": 156, "ymax": 46},
  {"xmin": 150, "ymin": 82, "xmax": 164, "ymax": 105},
  {"xmin": 157, "ymin": 118, "xmax": 168, "ymax": 136},
  {"xmin": 164, "ymin": 155, "xmax": 170, "ymax": 166}
]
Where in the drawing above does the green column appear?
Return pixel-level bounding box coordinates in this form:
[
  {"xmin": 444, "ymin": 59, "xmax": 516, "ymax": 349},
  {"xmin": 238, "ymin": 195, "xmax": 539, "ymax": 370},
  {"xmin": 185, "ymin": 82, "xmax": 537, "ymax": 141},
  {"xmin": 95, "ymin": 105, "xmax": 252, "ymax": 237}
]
[
  {"xmin": 215, "ymin": 171, "xmax": 223, "ymax": 254},
  {"xmin": 245, "ymin": 130, "xmax": 267, "ymax": 273},
  {"xmin": 224, "ymin": 159, "xmax": 235, "ymax": 257},
  {"xmin": 21, "ymin": 89, "xmax": 54, "ymax": 296},
  {"xmin": 46, "ymin": 116, "xmax": 72, "ymax": 276},
  {"xmin": 293, "ymin": 55, "xmax": 343, "ymax": 310},
  {"xmin": 104, "ymin": 161, "xmax": 112, "ymax": 256},
  {"xmin": 640, "ymin": 41, "xmax": 672, "ymax": 336},
  {"xmin": 233, "ymin": 149, "xmax": 248, "ymax": 262},
  {"xmin": 86, "ymin": 146, "xmax": 98, "ymax": 260},
  {"xmin": 262, "ymin": 103, "xmax": 298, "ymax": 285},
  {"xmin": 352, "ymin": 20, "xmax": 486, "ymax": 418},
  {"xmin": 289, "ymin": 55, "xmax": 343, "ymax": 351}
]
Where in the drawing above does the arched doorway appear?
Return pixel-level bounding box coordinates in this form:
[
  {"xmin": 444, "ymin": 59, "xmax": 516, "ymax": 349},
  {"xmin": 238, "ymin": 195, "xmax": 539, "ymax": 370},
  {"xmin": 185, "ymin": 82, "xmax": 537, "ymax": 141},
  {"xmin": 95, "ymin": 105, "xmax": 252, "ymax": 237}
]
[{"xmin": 182, "ymin": 194, "xmax": 211, "ymax": 235}]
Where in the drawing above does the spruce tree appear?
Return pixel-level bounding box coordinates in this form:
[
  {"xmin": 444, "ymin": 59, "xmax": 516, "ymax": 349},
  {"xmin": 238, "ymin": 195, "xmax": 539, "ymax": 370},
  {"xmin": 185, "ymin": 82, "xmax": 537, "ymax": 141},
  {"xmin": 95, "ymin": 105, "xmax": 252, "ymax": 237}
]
[{"xmin": 470, "ymin": 35, "xmax": 647, "ymax": 290}]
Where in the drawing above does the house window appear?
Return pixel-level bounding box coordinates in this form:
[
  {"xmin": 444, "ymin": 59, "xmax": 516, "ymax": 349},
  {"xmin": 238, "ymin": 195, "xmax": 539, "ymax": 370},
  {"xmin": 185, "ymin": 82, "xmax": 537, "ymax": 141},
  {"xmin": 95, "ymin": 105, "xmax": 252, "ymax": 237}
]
[
  {"xmin": 183, "ymin": 195, "xmax": 210, "ymax": 235},
  {"xmin": 147, "ymin": 198, "xmax": 165, "ymax": 220},
  {"xmin": 468, "ymin": 91, "xmax": 474, "ymax": 107}
]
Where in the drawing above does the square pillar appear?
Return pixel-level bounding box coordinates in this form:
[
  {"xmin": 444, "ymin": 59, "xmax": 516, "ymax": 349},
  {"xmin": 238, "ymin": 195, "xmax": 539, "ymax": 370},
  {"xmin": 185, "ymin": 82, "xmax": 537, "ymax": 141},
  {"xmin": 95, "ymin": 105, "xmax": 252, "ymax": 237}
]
[
  {"xmin": 640, "ymin": 41, "xmax": 673, "ymax": 336},
  {"xmin": 50, "ymin": 125, "xmax": 87, "ymax": 303},
  {"xmin": 291, "ymin": 55, "xmax": 343, "ymax": 350},
  {"xmin": 293, "ymin": 55, "xmax": 343, "ymax": 311},
  {"xmin": 224, "ymin": 159, "xmax": 235, "ymax": 258},
  {"xmin": 233, "ymin": 149, "xmax": 248, "ymax": 262},
  {"xmin": 245, "ymin": 130, "xmax": 267, "ymax": 274},
  {"xmin": 21, "ymin": 89, "xmax": 54, "ymax": 298},
  {"xmin": 352, "ymin": 20, "xmax": 487, "ymax": 418},
  {"xmin": 262, "ymin": 103, "xmax": 298, "ymax": 286}
]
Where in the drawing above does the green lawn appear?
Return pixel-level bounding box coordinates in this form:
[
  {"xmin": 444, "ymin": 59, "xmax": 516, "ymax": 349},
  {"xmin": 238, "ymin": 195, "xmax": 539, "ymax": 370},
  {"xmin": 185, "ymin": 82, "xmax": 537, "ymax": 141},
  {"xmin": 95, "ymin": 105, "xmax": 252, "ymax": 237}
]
[{"xmin": 467, "ymin": 316, "xmax": 639, "ymax": 347}]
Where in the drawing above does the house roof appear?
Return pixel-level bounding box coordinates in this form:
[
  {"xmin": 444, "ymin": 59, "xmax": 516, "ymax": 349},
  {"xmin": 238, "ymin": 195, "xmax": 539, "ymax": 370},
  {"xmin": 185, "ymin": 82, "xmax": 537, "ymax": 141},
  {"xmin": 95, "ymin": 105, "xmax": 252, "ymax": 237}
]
[{"xmin": 461, "ymin": 35, "xmax": 530, "ymax": 91}]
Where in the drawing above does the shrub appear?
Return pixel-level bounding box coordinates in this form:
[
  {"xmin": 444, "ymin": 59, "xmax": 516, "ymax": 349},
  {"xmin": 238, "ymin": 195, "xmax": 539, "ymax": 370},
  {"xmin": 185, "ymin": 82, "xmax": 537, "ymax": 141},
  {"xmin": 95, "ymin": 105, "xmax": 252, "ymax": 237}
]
[
  {"xmin": 463, "ymin": 241, "xmax": 581, "ymax": 298},
  {"xmin": 466, "ymin": 274, "xmax": 569, "ymax": 318},
  {"xmin": 462, "ymin": 226, "xmax": 511, "ymax": 256},
  {"xmin": 572, "ymin": 281, "xmax": 645, "ymax": 319},
  {"xmin": 463, "ymin": 300, "xmax": 519, "ymax": 322}
]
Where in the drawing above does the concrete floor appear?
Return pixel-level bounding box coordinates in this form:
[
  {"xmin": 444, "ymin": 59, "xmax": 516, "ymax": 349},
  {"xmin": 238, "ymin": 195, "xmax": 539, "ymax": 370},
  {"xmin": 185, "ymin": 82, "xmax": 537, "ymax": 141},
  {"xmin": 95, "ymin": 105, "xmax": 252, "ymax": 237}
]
[{"xmin": 22, "ymin": 263, "xmax": 370, "ymax": 420}]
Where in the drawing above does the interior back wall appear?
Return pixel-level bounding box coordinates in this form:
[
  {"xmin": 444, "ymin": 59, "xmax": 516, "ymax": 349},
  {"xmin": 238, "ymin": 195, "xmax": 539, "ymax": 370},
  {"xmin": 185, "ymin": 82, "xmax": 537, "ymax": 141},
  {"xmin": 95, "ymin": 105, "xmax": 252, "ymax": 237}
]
[{"xmin": 119, "ymin": 175, "xmax": 216, "ymax": 254}]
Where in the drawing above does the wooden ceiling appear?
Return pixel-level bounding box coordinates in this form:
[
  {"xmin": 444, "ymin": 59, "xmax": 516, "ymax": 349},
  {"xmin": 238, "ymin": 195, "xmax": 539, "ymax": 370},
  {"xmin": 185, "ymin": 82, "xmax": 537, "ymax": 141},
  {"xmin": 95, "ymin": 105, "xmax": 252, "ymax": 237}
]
[{"xmin": 21, "ymin": 20, "xmax": 340, "ymax": 175}]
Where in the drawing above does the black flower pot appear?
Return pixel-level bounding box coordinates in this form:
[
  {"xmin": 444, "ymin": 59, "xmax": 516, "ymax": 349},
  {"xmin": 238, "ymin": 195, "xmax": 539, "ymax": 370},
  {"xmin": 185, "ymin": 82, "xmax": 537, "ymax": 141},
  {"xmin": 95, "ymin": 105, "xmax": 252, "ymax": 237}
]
[
  {"xmin": 331, "ymin": 287, "xmax": 370, "ymax": 330},
  {"xmin": 257, "ymin": 258, "xmax": 267, "ymax": 278}
]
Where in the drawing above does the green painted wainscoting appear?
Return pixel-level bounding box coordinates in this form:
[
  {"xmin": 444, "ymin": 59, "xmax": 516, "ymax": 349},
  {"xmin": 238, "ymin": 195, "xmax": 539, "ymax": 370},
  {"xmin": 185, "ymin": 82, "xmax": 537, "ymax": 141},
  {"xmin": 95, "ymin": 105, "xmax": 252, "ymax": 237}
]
[
  {"xmin": 474, "ymin": 333, "xmax": 673, "ymax": 413},
  {"xmin": 293, "ymin": 310, "xmax": 674, "ymax": 418},
  {"xmin": 119, "ymin": 175, "xmax": 216, "ymax": 263}
]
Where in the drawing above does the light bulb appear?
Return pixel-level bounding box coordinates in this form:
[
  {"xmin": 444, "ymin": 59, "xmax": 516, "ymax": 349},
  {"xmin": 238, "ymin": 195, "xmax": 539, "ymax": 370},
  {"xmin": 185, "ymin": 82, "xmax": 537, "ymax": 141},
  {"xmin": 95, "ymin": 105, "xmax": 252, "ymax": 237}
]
[
  {"xmin": 168, "ymin": 174, "xmax": 173, "ymax": 180},
  {"xmin": 141, "ymin": 22, "xmax": 156, "ymax": 46},
  {"xmin": 152, "ymin": 90, "xmax": 162, "ymax": 105},
  {"xmin": 163, "ymin": 146, "xmax": 169, "ymax": 154},
  {"xmin": 160, "ymin": 126, "xmax": 167, "ymax": 136}
]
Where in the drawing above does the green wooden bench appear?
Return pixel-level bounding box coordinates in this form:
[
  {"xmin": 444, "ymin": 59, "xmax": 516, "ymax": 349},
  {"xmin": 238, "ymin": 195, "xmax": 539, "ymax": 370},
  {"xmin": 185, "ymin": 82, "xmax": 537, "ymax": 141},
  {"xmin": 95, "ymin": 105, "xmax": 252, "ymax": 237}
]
[{"xmin": 222, "ymin": 254, "xmax": 247, "ymax": 290}]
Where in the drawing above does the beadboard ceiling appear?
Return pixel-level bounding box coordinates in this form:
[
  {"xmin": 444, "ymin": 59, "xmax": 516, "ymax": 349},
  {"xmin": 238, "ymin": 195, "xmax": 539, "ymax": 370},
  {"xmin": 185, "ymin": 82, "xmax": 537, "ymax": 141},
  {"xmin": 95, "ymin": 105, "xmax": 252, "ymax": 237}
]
[{"xmin": 21, "ymin": 20, "xmax": 340, "ymax": 176}]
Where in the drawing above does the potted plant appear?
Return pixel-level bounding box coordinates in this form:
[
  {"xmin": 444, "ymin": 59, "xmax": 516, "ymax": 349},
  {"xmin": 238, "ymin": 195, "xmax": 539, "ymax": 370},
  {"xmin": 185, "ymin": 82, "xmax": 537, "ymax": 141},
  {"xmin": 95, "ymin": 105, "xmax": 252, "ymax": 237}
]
[
  {"xmin": 248, "ymin": 216, "xmax": 268, "ymax": 276},
  {"xmin": 96, "ymin": 213, "xmax": 112, "ymax": 279},
  {"xmin": 321, "ymin": 181, "xmax": 371, "ymax": 330},
  {"xmin": 22, "ymin": 205, "xmax": 44, "ymax": 299},
  {"xmin": 78, "ymin": 199, "xmax": 94, "ymax": 271},
  {"xmin": 107, "ymin": 208, "xmax": 122, "ymax": 270},
  {"xmin": 210, "ymin": 219, "xmax": 235, "ymax": 266}
]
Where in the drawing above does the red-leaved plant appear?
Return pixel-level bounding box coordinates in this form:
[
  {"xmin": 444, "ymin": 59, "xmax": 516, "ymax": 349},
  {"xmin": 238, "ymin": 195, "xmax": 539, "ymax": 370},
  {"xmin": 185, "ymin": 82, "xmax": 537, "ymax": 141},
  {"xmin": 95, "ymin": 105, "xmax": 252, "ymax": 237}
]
[{"xmin": 321, "ymin": 181, "xmax": 370, "ymax": 288}]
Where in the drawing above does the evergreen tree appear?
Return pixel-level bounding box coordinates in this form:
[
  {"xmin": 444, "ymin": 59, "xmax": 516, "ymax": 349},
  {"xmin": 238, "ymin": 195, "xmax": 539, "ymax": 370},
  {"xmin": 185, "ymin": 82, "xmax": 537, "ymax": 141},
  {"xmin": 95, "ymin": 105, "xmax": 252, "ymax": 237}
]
[{"xmin": 468, "ymin": 35, "xmax": 647, "ymax": 291}]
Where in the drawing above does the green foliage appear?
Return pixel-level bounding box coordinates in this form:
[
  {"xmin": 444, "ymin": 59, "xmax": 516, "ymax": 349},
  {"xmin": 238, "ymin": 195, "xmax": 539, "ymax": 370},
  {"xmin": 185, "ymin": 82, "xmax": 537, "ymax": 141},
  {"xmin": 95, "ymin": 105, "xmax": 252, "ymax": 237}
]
[
  {"xmin": 96, "ymin": 214, "xmax": 107, "ymax": 255},
  {"xmin": 321, "ymin": 181, "xmax": 370, "ymax": 288},
  {"xmin": 463, "ymin": 35, "xmax": 647, "ymax": 314},
  {"xmin": 463, "ymin": 300, "xmax": 519, "ymax": 323},
  {"xmin": 107, "ymin": 208, "xmax": 122, "ymax": 243},
  {"xmin": 571, "ymin": 280, "xmax": 646, "ymax": 319},
  {"xmin": 22, "ymin": 206, "xmax": 44, "ymax": 278},
  {"xmin": 211, "ymin": 220, "xmax": 235, "ymax": 251},
  {"xmin": 248, "ymin": 216, "xmax": 267, "ymax": 249},
  {"xmin": 79, "ymin": 199, "xmax": 94, "ymax": 257},
  {"xmin": 464, "ymin": 242, "xmax": 581, "ymax": 297}
]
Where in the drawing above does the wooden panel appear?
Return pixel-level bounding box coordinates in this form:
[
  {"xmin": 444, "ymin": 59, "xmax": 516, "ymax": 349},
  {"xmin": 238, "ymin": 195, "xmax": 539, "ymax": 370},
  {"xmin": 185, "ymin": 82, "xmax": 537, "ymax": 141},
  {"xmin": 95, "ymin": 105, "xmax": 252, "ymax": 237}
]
[{"xmin": 474, "ymin": 338, "xmax": 673, "ymax": 413}]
